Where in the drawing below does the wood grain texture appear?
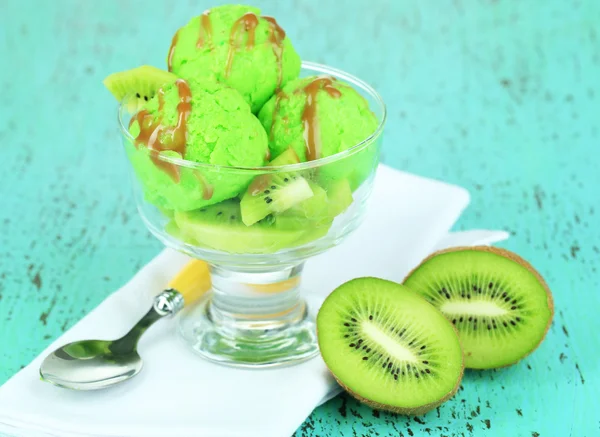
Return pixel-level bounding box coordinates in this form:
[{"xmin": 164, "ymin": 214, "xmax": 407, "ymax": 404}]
[{"xmin": 0, "ymin": 0, "xmax": 598, "ymax": 436}]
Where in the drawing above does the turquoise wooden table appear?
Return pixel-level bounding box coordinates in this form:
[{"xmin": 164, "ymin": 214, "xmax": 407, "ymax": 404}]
[{"xmin": 1, "ymin": 0, "xmax": 598, "ymax": 435}]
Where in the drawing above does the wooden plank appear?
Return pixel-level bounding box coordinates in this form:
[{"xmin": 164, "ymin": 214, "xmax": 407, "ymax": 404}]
[{"xmin": 0, "ymin": 0, "xmax": 597, "ymax": 436}]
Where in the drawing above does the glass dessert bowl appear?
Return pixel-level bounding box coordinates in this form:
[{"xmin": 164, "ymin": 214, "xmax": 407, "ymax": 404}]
[{"xmin": 119, "ymin": 62, "xmax": 386, "ymax": 367}]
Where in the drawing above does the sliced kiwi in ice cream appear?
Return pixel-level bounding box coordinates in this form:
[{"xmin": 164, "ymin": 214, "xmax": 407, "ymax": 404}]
[
  {"xmin": 103, "ymin": 65, "xmax": 178, "ymax": 112},
  {"xmin": 285, "ymin": 181, "xmax": 329, "ymax": 221},
  {"xmin": 240, "ymin": 148, "xmax": 313, "ymax": 226},
  {"xmin": 240, "ymin": 147, "xmax": 355, "ymax": 226},
  {"xmin": 403, "ymin": 246, "xmax": 554, "ymax": 369},
  {"xmin": 276, "ymin": 179, "xmax": 353, "ymax": 231},
  {"xmin": 173, "ymin": 199, "xmax": 326, "ymax": 254},
  {"xmin": 240, "ymin": 174, "xmax": 314, "ymax": 226},
  {"xmin": 323, "ymin": 178, "xmax": 353, "ymax": 217}
]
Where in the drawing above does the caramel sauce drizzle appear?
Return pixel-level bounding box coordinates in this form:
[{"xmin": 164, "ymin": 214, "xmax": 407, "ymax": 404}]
[
  {"xmin": 248, "ymin": 174, "xmax": 272, "ymax": 196},
  {"xmin": 163, "ymin": 11, "xmax": 294, "ymax": 197},
  {"xmin": 267, "ymin": 77, "xmax": 342, "ymax": 163},
  {"xmin": 270, "ymin": 90, "xmax": 287, "ymax": 141},
  {"xmin": 262, "ymin": 16, "xmax": 286, "ymax": 88},
  {"xmin": 298, "ymin": 76, "xmax": 342, "ymax": 161},
  {"xmin": 225, "ymin": 12, "xmax": 259, "ymax": 77},
  {"xmin": 169, "ymin": 12, "xmax": 287, "ymax": 89},
  {"xmin": 130, "ymin": 80, "xmax": 214, "ymax": 199},
  {"xmin": 196, "ymin": 10, "xmax": 213, "ymax": 49},
  {"xmin": 127, "ymin": 83, "xmax": 182, "ymax": 183},
  {"xmin": 194, "ymin": 171, "xmax": 214, "ymax": 200},
  {"xmin": 131, "ymin": 80, "xmax": 190, "ymax": 181},
  {"xmin": 167, "ymin": 30, "xmax": 180, "ymax": 72}
]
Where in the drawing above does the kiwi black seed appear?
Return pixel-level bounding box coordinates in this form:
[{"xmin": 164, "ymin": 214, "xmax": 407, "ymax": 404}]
[
  {"xmin": 317, "ymin": 277, "xmax": 464, "ymax": 415},
  {"xmin": 403, "ymin": 246, "xmax": 554, "ymax": 369}
]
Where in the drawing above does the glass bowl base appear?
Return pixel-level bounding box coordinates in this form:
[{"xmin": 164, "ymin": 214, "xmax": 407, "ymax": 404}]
[{"xmin": 177, "ymin": 296, "xmax": 319, "ymax": 368}]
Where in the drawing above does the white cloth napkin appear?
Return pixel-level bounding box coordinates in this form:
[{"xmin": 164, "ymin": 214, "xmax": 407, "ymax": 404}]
[{"xmin": 0, "ymin": 165, "xmax": 508, "ymax": 437}]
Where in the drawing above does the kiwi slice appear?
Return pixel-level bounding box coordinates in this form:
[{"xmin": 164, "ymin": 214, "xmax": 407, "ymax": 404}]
[
  {"xmin": 102, "ymin": 65, "xmax": 177, "ymax": 111},
  {"xmin": 275, "ymin": 215, "xmax": 333, "ymax": 246},
  {"xmin": 403, "ymin": 246, "xmax": 554, "ymax": 369},
  {"xmin": 173, "ymin": 199, "xmax": 323, "ymax": 254},
  {"xmin": 276, "ymin": 178, "xmax": 353, "ymax": 230},
  {"xmin": 240, "ymin": 176, "xmax": 313, "ymax": 226},
  {"xmin": 323, "ymin": 178, "xmax": 353, "ymax": 217},
  {"xmin": 240, "ymin": 148, "xmax": 314, "ymax": 226},
  {"xmin": 317, "ymin": 277, "xmax": 464, "ymax": 415},
  {"xmin": 287, "ymin": 181, "xmax": 328, "ymax": 220}
]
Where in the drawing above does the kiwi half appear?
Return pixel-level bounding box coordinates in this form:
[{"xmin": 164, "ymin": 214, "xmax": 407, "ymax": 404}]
[
  {"xmin": 317, "ymin": 277, "xmax": 464, "ymax": 415},
  {"xmin": 103, "ymin": 65, "xmax": 177, "ymax": 112},
  {"xmin": 403, "ymin": 246, "xmax": 554, "ymax": 369}
]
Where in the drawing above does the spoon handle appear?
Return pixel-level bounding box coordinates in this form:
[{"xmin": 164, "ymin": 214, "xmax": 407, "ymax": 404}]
[{"xmin": 167, "ymin": 259, "xmax": 212, "ymax": 306}]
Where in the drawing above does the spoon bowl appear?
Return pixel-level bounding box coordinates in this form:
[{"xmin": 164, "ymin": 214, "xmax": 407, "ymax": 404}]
[
  {"xmin": 40, "ymin": 340, "xmax": 143, "ymax": 390},
  {"xmin": 39, "ymin": 260, "xmax": 211, "ymax": 390}
]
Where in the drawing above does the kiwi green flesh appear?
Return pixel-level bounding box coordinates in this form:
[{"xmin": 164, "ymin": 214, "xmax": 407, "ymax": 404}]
[
  {"xmin": 287, "ymin": 181, "xmax": 328, "ymax": 219},
  {"xmin": 403, "ymin": 247, "xmax": 553, "ymax": 369},
  {"xmin": 240, "ymin": 145, "xmax": 354, "ymax": 226},
  {"xmin": 173, "ymin": 199, "xmax": 328, "ymax": 254},
  {"xmin": 324, "ymin": 178, "xmax": 353, "ymax": 217},
  {"xmin": 317, "ymin": 278, "xmax": 464, "ymax": 414},
  {"xmin": 240, "ymin": 175, "xmax": 314, "ymax": 226},
  {"xmin": 282, "ymin": 179, "xmax": 353, "ymax": 226},
  {"xmin": 268, "ymin": 147, "xmax": 301, "ymax": 166},
  {"xmin": 102, "ymin": 65, "xmax": 177, "ymax": 112},
  {"xmin": 241, "ymin": 177, "xmax": 353, "ymax": 228},
  {"xmin": 239, "ymin": 148, "xmax": 309, "ymax": 226}
]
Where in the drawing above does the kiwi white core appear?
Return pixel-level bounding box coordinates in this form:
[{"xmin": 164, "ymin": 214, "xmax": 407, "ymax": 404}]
[
  {"xmin": 441, "ymin": 300, "xmax": 508, "ymax": 317},
  {"xmin": 403, "ymin": 249, "xmax": 554, "ymax": 369},
  {"xmin": 362, "ymin": 321, "xmax": 419, "ymax": 363},
  {"xmin": 317, "ymin": 278, "xmax": 465, "ymax": 410}
]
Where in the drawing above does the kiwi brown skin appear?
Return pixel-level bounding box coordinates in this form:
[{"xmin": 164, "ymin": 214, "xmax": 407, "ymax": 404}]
[
  {"xmin": 332, "ymin": 371, "xmax": 463, "ymax": 416},
  {"xmin": 403, "ymin": 245, "xmax": 554, "ymax": 369},
  {"xmin": 316, "ymin": 293, "xmax": 465, "ymax": 416}
]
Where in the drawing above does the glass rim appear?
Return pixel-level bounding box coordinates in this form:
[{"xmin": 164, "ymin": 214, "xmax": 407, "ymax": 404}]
[{"xmin": 118, "ymin": 61, "xmax": 387, "ymax": 174}]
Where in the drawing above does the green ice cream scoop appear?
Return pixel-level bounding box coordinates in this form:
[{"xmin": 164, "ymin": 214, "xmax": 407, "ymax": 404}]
[
  {"xmin": 127, "ymin": 78, "xmax": 268, "ymax": 211},
  {"xmin": 167, "ymin": 4, "xmax": 301, "ymax": 113},
  {"xmin": 258, "ymin": 75, "xmax": 379, "ymax": 189}
]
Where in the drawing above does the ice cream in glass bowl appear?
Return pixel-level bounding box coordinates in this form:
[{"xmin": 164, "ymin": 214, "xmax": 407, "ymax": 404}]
[{"xmin": 108, "ymin": 4, "xmax": 386, "ymax": 367}]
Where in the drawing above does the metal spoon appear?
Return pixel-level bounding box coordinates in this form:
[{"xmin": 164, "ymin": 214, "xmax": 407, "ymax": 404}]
[{"xmin": 39, "ymin": 260, "xmax": 210, "ymax": 390}]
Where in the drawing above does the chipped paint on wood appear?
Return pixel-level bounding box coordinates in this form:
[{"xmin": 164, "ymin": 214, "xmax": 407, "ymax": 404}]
[{"xmin": 0, "ymin": 0, "xmax": 598, "ymax": 436}]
